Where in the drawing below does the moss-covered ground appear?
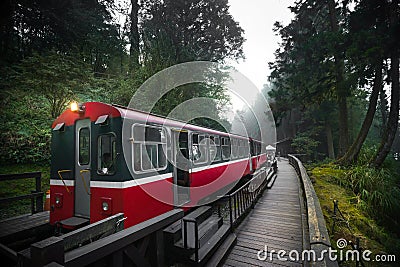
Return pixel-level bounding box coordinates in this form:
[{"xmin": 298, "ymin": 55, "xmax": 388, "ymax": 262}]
[{"xmin": 309, "ymin": 164, "xmax": 399, "ymax": 266}]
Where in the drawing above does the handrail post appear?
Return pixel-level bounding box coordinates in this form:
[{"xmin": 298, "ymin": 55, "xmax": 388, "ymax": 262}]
[
  {"xmin": 233, "ymin": 194, "xmax": 237, "ymax": 221},
  {"xmin": 194, "ymin": 220, "xmax": 199, "ymax": 263},
  {"xmin": 0, "ymin": 172, "xmax": 44, "ymax": 215},
  {"xmin": 30, "ymin": 192, "xmax": 35, "ymax": 214},
  {"xmin": 183, "ymin": 220, "xmax": 188, "ymax": 249},
  {"xmin": 35, "ymin": 173, "xmax": 43, "ymax": 213},
  {"xmin": 229, "ymin": 195, "xmax": 233, "ymax": 229},
  {"xmin": 183, "ymin": 217, "xmax": 199, "ymax": 262},
  {"xmin": 332, "ymin": 200, "xmax": 338, "ymax": 235}
]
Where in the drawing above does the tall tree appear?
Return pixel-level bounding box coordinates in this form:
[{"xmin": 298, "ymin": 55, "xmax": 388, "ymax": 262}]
[
  {"xmin": 337, "ymin": 0, "xmax": 391, "ymax": 164},
  {"xmin": 141, "ymin": 0, "xmax": 244, "ymax": 64},
  {"xmin": 372, "ymin": 0, "xmax": 400, "ymax": 168},
  {"xmin": 269, "ymin": 0, "xmax": 349, "ymax": 158},
  {"xmin": 0, "ymin": 0, "xmax": 124, "ymax": 74},
  {"xmin": 339, "ymin": 62, "xmax": 383, "ymax": 165},
  {"xmin": 327, "ymin": 0, "xmax": 350, "ymax": 156},
  {"xmin": 129, "ymin": 0, "xmax": 140, "ymax": 70},
  {"xmin": 134, "ymin": 0, "xmax": 245, "ymax": 124}
]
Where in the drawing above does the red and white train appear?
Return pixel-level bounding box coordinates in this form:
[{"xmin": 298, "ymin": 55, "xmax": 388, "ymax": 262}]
[{"xmin": 49, "ymin": 102, "xmax": 267, "ymax": 229}]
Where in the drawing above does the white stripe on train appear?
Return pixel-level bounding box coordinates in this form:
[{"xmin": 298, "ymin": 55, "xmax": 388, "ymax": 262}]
[{"xmin": 50, "ymin": 155, "xmax": 266, "ymax": 189}]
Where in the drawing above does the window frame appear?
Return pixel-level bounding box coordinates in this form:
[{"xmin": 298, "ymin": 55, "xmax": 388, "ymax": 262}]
[
  {"xmin": 191, "ymin": 132, "xmax": 209, "ymax": 165},
  {"xmin": 131, "ymin": 124, "xmax": 168, "ymax": 174},
  {"xmin": 78, "ymin": 127, "xmax": 90, "ymax": 166},
  {"xmin": 221, "ymin": 137, "xmax": 231, "ymax": 160},
  {"xmin": 97, "ymin": 133, "xmax": 117, "ymax": 176},
  {"xmin": 209, "ymin": 135, "xmax": 221, "ymax": 162}
]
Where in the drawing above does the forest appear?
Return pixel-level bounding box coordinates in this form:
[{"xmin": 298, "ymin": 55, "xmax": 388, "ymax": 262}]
[
  {"xmin": 0, "ymin": 0, "xmax": 399, "ymax": 260},
  {"xmin": 0, "ymin": 0, "xmax": 244, "ymax": 164},
  {"xmin": 270, "ymin": 0, "xmax": 399, "ymax": 167},
  {"xmin": 268, "ymin": 0, "xmax": 400, "ymax": 258}
]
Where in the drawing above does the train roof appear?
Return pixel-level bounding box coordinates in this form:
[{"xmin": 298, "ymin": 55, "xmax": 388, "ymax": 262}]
[{"xmin": 52, "ymin": 101, "xmax": 261, "ymax": 142}]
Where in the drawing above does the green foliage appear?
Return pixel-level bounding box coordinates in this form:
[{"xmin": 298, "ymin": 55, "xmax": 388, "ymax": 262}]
[
  {"xmin": 0, "ymin": 130, "xmax": 51, "ymax": 164},
  {"xmin": 310, "ymin": 162, "xmax": 400, "ymax": 258},
  {"xmin": 0, "ymin": 93, "xmax": 52, "ymax": 164},
  {"xmin": 0, "ymin": 0, "xmax": 245, "ymax": 165},
  {"xmin": 269, "ymin": 0, "xmax": 400, "ymax": 163},
  {"xmin": 141, "ymin": 0, "xmax": 245, "ymax": 63},
  {"xmin": 346, "ymin": 166, "xmax": 400, "ymax": 222},
  {"xmin": 0, "ymin": 163, "xmax": 50, "ymax": 219},
  {"xmin": 11, "ymin": 51, "xmax": 93, "ymax": 118},
  {"xmin": 311, "ymin": 145, "xmax": 400, "ymax": 226},
  {"xmin": 291, "ymin": 132, "xmax": 320, "ymax": 158}
]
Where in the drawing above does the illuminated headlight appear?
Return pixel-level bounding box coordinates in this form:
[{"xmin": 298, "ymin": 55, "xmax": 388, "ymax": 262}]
[
  {"xmin": 70, "ymin": 101, "xmax": 79, "ymax": 112},
  {"xmin": 54, "ymin": 193, "xmax": 63, "ymax": 208},
  {"xmin": 102, "ymin": 202, "xmax": 109, "ymax": 211},
  {"xmin": 70, "ymin": 101, "xmax": 85, "ymax": 113}
]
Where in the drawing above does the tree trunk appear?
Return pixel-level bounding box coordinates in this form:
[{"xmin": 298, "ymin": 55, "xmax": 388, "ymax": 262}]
[
  {"xmin": 326, "ymin": 121, "xmax": 335, "ymax": 159},
  {"xmin": 129, "ymin": 0, "xmax": 140, "ymax": 71},
  {"xmin": 338, "ymin": 61, "xmax": 383, "ymax": 165},
  {"xmin": 372, "ymin": 56, "xmax": 399, "ymax": 167},
  {"xmin": 327, "ymin": 0, "xmax": 349, "ymax": 157},
  {"xmin": 371, "ymin": 1, "xmax": 399, "ymax": 168},
  {"xmin": 379, "ymin": 85, "xmax": 388, "ymax": 136},
  {"xmin": 337, "ymin": 95, "xmax": 349, "ymax": 156}
]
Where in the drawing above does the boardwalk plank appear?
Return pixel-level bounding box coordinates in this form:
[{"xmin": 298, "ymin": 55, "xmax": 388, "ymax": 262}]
[{"xmin": 223, "ymin": 160, "xmax": 306, "ymax": 266}]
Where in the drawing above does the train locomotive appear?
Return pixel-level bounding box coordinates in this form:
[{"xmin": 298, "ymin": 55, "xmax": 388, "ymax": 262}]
[{"xmin": 49, "ymin": 102, "xmax": 267, "ymax": 229}]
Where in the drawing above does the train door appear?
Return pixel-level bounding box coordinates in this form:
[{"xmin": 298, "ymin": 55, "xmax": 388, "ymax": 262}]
[
  {"xmin": 75, "ymin": 119, "xmax": 91, "ymax": 218},
  {"xmin": 249, "ymin": 140, "xmax": 253, "ymax": 173},
  {"xmin": 172, "ymin": 129, "xmax": 191, "ymax": 206}
]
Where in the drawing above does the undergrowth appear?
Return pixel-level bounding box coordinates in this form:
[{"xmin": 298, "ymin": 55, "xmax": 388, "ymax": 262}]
[
  {"xmin": 0, "ymin": 163, "xmax": 50, "ymax": 219},
  {"xmin": 307, "ymin": 147, "xmax": 400, "ymax": 266}
]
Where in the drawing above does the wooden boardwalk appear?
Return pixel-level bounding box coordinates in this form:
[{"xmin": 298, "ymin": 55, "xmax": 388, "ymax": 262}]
[
  {"xmin": 0, "ymin": 211, "xmax": 50, "ymax": 243},
  {"xmin": 223, "ymin": 160, "xmax": 307, "ymax": 267}
]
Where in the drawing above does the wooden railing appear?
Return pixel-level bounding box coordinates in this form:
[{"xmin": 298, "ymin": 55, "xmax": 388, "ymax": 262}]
[
  {"xmin": 288, "ymin": 154, "xmax": 338, "ymax": 267},
  {"xmin": 0, "ymin": 172, "xmax": 43, "ymax": 214},
  {"xmin": 216, "ymin": 163, "xmax": 277, "ymax": 229}
]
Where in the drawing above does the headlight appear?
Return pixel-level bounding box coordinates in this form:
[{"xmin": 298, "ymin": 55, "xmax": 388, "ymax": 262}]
[
  {"xmin": 102, "ymin": 202, "xmax": 109, "ymax": 211},
  {"xmin": 100, "ymin": 197, "xmax": 112, "ymax": 215},
  {"xmin": 54, "ymin": 193, "xmax": 63, "ymax": 208}
]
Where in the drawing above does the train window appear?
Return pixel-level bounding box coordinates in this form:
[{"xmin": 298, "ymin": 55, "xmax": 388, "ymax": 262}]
[
  {"xmin": 79, "ymin": 128, "xmax": 90, "ymax": 165},
  {"xmin": 239, "ymin": 140, "xmax": 243, "ymax": 158},
  {"xmin": 209, "ymin": 136, "xmax": 220, "ymax": 162},
  {"xmin": 192, "ymin": 133, "xmax": 208, "ymax": 164},
  {"xmin": 222, "ymin": 137, "xmax": 230, "ymax": 160},
  {"xmin": 231, "ymin": 139, "xmax": 238, "ymax": 159},
  {"xmin": 236, "ymin": 139, "xmax": 241, "ymax": 158},
  {"xmin": 215, "ymin": 136, "xmax": 221, "ymax": 161},
  {"xmin": 245, "ymin": 140, "xmax": 249, "ymax": 156},
  {"xmin": 98, "ymin": 134, "xmax": 116, "ymax": 175},
  {"xmin": 238, "ymin": 139, "xmax": 242, "ymax": 158},
  {"xmin": 178, "ymin": 132, "xmax": 189, "ymax": 160},
  {"xmin": 132, "ymin": 124, "xmax": 167, "ymax": 172}
]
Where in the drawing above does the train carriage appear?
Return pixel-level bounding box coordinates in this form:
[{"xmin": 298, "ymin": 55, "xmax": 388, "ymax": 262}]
[{"xmin": 49, "ymin": 102, "xmax": 267, "ymax": 229}]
